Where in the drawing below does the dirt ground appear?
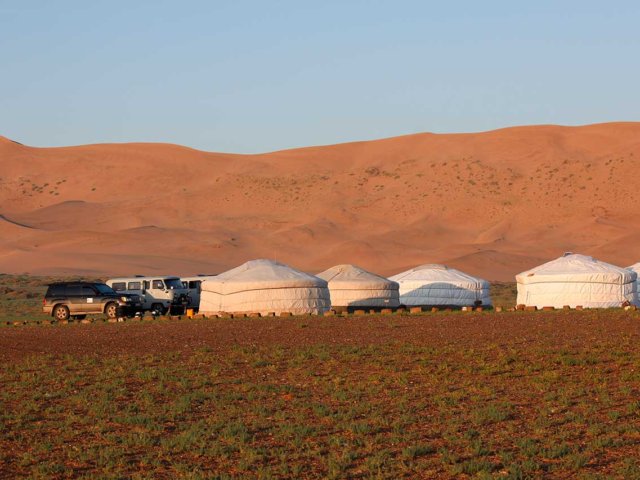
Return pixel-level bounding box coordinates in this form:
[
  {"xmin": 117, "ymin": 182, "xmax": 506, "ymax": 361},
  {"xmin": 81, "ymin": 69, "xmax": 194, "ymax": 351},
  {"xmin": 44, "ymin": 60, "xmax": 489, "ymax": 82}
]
[
  {"xmin": 2, "ymin": 310, "xmax": 639, "ymax": 361},
  {"xmin": 3, "ymin": 310, "xmax": 640, "ymax": 478}
]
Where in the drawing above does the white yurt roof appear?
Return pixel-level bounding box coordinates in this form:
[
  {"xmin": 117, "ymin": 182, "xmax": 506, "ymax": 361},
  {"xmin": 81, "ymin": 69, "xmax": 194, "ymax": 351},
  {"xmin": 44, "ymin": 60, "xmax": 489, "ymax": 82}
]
[
  {"xmin": 627, "ymin": 262, "xmax": 640, "ymax": 274},
  {"xmin": 626, "ymin": 263, "xmax": 640, "ymax": 307},
  {"xmin": 389, "ymin": 264, "xmax": 491, "ymax": 306},
  {"xmin": 199, "ymin": 259, "xmax": 331, "ymax": 315},
  {"xmin": 316, "ymin": 264, "xmax": 400, "ymax": 308},
  {"xmin": 204, "ymin": 259, "xmax": 327, "ymax": 294},
  {"xmin": 389, "ymin": 264, "xmax": 488, "ymax": 288},
  {"xmin": 516, "ymin": 253, "xmax": 635, "ymax": 285},
  {"xmin": 316, "ymin": 264, "xmax": 398, "ymax": 290},
  {"xmin": 516, "ymin": 253, "xmax": 637, "ymax": 308}
]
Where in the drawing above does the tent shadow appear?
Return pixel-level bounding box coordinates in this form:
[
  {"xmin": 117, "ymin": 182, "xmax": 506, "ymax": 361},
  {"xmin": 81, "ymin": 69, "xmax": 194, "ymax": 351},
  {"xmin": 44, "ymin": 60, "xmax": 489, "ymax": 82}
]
[
  {"xmin": 398, "ymin": 282, "xmax": 492, "ymax": 309},
  {"xmin": 330, "ymin": 295, "xmax": 400, "ymax": 313}
]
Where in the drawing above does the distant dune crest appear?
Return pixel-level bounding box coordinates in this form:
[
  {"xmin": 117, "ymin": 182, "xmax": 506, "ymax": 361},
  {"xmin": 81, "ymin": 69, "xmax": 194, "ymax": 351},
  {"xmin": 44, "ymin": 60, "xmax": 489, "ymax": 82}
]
[{"xmin": 1, "ymin": 122, "xmax": 639, "ymax": 280}]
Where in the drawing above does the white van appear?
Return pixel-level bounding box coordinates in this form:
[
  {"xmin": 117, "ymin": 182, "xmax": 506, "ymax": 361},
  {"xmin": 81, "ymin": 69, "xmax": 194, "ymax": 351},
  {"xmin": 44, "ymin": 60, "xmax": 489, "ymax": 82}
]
[
  {"xmin": 106, "ymin": 276, "xmax": 189, "ymax": 314},
  {"xmin": 180, "ymin": 275, "xmax": 217, "ymax": 310}
]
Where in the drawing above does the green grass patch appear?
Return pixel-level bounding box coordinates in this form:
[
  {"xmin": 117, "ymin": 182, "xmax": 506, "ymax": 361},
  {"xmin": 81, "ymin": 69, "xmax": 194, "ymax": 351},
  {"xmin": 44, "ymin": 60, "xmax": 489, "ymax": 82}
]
[{"xmin": 2, "ymin": 338, "xmax": 640, "ymax": 478}]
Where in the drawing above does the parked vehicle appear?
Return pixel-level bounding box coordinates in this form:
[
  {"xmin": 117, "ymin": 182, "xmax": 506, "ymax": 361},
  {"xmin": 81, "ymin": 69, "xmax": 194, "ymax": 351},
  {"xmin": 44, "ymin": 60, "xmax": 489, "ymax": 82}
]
[
  {"xmin": 43, "ymin": 282, "xmax": 142, "ymax": 321},
  {"xmin": 180, "ymin": 275, "xmax": 217, "ymax": 310},
  {"xmin": 106, "ymin": 276, "xmax": 190, "ymax": 314}
]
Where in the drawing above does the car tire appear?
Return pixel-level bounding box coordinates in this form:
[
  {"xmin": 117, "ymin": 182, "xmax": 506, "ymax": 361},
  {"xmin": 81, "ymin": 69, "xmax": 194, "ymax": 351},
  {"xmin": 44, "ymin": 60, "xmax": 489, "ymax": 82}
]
[
  {"xmin": 151, "ymin": 303, "xmax": 167, "ymax": 315},
  {"xmin": 105, "ymin": 302, "xmax": 118, "ymax": 319},
  {"xmin": 54, "ymin": 305, "xmax": 70, "ymax": 321}
]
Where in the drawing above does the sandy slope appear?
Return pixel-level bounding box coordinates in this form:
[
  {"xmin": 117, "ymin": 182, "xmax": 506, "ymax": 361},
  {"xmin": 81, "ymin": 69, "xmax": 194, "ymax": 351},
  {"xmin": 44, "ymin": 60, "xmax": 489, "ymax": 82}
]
[{"xmin": 1, "ymin": 123, "xmax": 639, "ymax": 280}]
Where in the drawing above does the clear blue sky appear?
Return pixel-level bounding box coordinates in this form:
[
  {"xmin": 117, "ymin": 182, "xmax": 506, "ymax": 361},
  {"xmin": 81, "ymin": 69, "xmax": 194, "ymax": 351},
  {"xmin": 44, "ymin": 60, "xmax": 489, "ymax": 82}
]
[{"xmin": 1, "ymin": 1, "xmax": 638, "ymax": 153}]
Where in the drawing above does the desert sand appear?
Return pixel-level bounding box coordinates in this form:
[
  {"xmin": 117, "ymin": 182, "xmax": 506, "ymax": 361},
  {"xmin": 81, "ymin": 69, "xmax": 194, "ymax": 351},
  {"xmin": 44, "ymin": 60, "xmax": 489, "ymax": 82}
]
[{"xmin": 1, "ymin": 122, "xmax": 639, "ymax": 281}]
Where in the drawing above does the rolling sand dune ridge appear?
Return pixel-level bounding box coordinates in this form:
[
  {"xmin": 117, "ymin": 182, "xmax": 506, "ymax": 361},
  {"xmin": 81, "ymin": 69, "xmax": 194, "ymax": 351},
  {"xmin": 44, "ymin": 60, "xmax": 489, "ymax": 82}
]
[{"xmin": 1, "ymin": 122, "xmax": 639, "ymax": 280}]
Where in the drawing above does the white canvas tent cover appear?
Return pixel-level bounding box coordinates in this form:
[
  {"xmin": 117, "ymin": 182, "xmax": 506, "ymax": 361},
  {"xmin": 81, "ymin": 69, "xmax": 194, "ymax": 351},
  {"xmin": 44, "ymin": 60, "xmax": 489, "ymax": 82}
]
[
  {"xmin": 625, "ymin": 262, "xmax": 640, "ymax": 306},
  {"xmin": 199, "ymin": 259, "xmax": 330, "ymax": 315},
  {"xmin": 627, "ymin": 262, "xmax": 640, "ymax": 275},
  {"xmin": 316, "ymin": 264, "xmax": 400, "ymax": 308},
  {"xmin": 516, "ymin": 253, "xmax": 636, "ymax": 308},
  {"xmin": 389, "ymin": 264, "xmax": 492, "ymax": 307}
]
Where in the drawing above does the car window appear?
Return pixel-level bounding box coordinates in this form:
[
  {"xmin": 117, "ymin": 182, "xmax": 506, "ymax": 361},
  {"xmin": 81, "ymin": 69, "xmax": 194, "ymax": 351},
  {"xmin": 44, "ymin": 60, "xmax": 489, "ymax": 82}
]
[
  {"xmin": 95, "ymin": 284, "xmax": 116, "ymax": 294},
  {"xmin": 67, "ymin": 285, "xmax": 82, "ymax": 296},
  {"xmin": 128, "ymin": 281, "xmax": 141, "ymax": 290},
  {"xmin": 81, "ymin": 286, "xmax": 97, "ymax": 296},
  {"xmin": 165, "ymin": 278, "xmax": 183, "ymax": 289},
  {"xmin": 47, "ymin": 285, "xmax": 65, "ymax": 296},
  {"xmin": 111, "ymin": 282, "xmax": 126, "ymax": 292},
  {"xmin": 152, "ymin": 280, "xmax": 164, "ymax": 289},
  {"xmin": 143, "ymin": 280, "xmax": 150, "ymax": 289}
]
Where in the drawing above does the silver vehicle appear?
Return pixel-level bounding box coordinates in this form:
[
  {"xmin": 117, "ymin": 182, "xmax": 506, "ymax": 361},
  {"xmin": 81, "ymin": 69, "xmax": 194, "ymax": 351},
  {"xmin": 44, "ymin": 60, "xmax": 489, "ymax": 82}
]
[
  {"xmin": 106, "ymin": 276, "xmax": 189, "ymax": 314},
  {"xmin": 180, "ymin": 275, "xmax": 217, "ymax": 310}
]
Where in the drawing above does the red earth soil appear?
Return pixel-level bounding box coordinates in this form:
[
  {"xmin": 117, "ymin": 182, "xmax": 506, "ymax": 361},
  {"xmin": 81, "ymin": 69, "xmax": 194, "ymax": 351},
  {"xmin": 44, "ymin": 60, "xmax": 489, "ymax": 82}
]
[{"xmin": 2, "ymin": 311, "xmax": 639, "ymax": 361}]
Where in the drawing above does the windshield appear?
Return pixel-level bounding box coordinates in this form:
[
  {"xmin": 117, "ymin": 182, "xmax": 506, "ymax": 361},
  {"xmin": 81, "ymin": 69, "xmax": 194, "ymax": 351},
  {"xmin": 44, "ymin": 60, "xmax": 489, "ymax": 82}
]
[
  {"xmin": 95, "ymin": 283, "xmax": 116, "ymax": 295},
  {"xmin": 164, "ymin": 278, "xmax": 184, "ymax": 290}
]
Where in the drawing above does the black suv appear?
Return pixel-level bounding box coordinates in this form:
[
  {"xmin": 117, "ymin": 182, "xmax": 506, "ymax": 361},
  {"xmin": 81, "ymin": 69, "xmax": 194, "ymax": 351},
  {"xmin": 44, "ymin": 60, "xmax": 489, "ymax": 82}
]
[{"xmin": 43, "ymin": 282, "xmax": 142, "ymax": 320}]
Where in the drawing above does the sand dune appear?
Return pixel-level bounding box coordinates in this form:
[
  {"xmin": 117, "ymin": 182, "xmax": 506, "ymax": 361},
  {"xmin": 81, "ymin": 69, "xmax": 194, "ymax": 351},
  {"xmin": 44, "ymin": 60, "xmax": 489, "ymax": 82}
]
[{"xmin": 1, "ymin": 123, "xmax": 640, "ymax": 280}]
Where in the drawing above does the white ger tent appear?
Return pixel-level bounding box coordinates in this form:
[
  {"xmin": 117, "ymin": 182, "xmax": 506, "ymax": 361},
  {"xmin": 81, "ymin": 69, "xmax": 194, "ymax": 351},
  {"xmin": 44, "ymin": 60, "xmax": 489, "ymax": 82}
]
[
  {"xmin": 516, "ymin": 253, "xmax": 636, "ymax": 309},
  {"xmin": 199, "ymin": 259, "xmax": 331, "ymax": 316},
  {"xmin": 316, "ymin": 264, "xmax": 400, "ymax": 309},
  {"xmin": 627, "ymin": 262, "xmax": 640, "ymax": 276},
  {"xmin": 625, "ymin": 262, "xmax": 640, "ymax": 306},
  {"xmin": 389, "ymin": 264, "xmax": 492, "ymax": 307}
]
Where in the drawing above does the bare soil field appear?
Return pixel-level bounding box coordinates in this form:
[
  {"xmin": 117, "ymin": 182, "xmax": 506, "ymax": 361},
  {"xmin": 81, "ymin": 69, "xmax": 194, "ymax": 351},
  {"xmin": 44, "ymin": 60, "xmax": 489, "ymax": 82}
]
[
  {"xmin": 2, "ymin": 310, "xmax": 640, "ymax": 478},
  {"xmin": 0, "ymin": 309, "xmax": 637, "ymax": 360}
]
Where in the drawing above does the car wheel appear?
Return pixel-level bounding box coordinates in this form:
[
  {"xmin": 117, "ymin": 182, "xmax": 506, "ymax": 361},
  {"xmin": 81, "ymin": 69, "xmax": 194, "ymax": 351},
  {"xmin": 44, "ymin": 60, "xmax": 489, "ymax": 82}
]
[
  {"xmin": 151, "ymin": 303, "xmax": 167, "ymax": 315},
  {"xmin": 54, "ymin": 305, "xmax": 70, "ymax": 321},
  {"xmin": 105, "ymin": 302, "xmax": 118, "ymax": 319}
]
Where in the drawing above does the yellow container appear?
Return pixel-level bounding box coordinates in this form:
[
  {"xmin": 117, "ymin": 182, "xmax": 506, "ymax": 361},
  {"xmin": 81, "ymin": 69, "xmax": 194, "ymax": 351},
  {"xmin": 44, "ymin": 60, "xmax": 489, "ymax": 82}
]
[{"xmin": 186, "ymin": 308, "xmax": 195, "ymax": 318}]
